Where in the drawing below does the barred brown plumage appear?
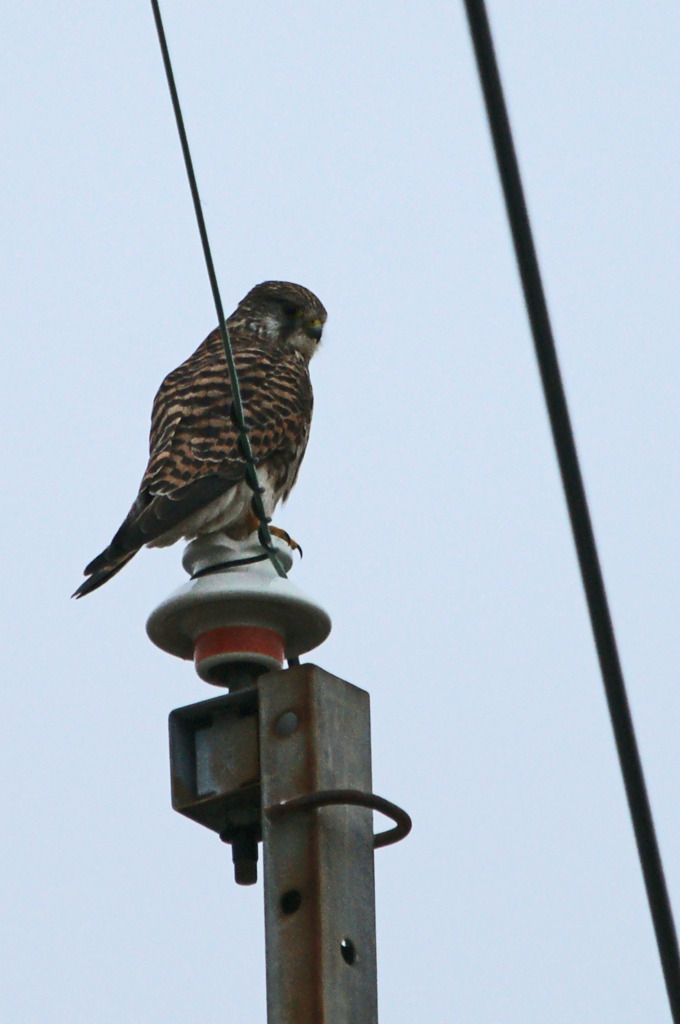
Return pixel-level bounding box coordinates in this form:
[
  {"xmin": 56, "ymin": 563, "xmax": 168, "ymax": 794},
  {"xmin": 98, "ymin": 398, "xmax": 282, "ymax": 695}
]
[{"xmin": 73, "ymin": 281, "xmax": 326, "ymax": 598}]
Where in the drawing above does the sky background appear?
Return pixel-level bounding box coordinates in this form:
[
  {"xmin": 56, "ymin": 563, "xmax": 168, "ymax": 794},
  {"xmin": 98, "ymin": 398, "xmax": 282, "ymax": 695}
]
[{"xmin": 2, "ymin": 1, "xmax": 679, "ymax": 1020}]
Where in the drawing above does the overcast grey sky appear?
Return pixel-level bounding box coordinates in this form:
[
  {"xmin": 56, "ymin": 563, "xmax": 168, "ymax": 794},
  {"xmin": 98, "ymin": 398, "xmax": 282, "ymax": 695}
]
[{"xmin": 2, "ymin": 2, "xmax": 680, "ymax": 1021}]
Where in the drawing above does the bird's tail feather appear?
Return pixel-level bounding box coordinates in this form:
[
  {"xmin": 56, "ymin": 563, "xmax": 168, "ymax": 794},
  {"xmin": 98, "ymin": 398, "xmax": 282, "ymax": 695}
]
[
  {"xmin": 72, "ymin": 476, "xmax": 234, "ymax": 598},
  {"xmin": 72, "ymin": 549, "xmax": 138, "ymax": 599}
]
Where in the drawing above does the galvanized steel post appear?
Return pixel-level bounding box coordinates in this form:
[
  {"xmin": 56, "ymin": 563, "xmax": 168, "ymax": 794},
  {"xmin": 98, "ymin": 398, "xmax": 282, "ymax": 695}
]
[{"xmin": 259, "ymin": 665, "xmax": 378, "ymax": 1024}]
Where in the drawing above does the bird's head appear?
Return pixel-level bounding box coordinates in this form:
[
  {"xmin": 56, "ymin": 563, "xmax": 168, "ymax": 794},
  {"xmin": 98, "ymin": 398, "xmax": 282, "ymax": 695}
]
[{"xmin": 231, "ymin": 280, "xmax": 327, "ymax": 361}]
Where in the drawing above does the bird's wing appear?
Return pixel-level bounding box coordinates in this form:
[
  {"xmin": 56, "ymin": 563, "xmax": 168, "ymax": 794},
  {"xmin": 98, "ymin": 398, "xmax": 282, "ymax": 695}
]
[
  {"xmin": 73, "ymin": 336, "xmax": 312, "ymax": 597},
  {"xmin": 141, "ymin": 337, "xmax": 313, "ymax": 500}
]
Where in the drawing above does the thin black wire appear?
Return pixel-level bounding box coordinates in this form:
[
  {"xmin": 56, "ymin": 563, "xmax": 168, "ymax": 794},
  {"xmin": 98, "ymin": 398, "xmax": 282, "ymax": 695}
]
[
  {"xmin": 462, "ymin": 2, "xmax": 680, "ymax": 1017},
  {"xmin": 149, "ymin": 0, "xmax": 286, "ymax": 578}
]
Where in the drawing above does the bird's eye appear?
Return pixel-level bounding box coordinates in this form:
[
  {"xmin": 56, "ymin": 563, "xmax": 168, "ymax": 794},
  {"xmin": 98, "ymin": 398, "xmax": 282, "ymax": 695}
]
[{"xmin": 281, "ymin": 301, "xmax": 298, "ymax": 318}]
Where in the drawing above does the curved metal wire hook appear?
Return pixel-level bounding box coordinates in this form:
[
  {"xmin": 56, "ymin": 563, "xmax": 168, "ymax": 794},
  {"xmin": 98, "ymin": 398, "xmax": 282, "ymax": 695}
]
[{"xmin": 266, "ymin": 788, "xmax": 412, "ymax": 849}]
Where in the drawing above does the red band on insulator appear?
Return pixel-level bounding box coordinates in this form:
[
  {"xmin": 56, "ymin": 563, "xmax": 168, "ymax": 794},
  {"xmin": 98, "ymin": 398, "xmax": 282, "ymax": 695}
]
[{"xmin": 194, "ymin": 626, "xmax": 285, "ymax": 667}]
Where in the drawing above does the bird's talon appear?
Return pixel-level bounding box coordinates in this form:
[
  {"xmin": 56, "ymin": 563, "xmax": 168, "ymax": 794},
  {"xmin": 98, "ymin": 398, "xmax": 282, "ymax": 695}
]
[{"xmin": 269, "ymin": 525, "xmax": 303, "ymax": 557}]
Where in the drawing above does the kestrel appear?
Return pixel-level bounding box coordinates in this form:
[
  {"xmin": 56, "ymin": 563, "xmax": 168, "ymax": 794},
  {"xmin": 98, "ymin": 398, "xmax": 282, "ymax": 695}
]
[{"xmin": 74, "ymin": 281, "xmax": 326, "ymax": 598}]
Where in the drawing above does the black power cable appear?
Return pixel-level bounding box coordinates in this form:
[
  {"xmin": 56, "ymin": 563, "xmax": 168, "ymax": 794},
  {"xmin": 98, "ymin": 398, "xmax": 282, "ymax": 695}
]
[
  {"xmin": 462, "ymin": 2, "xmax": 680, "ymax": 1018},
  {"xmin": 149, "ymin": 0, "xmax": 286, "ymax": 578}
]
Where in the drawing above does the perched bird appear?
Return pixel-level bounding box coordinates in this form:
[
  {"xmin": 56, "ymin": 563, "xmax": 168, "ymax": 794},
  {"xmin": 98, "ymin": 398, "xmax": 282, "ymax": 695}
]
[{"xmin": 73, "ymin": 280, "xmax": 326, "ymax": 598}]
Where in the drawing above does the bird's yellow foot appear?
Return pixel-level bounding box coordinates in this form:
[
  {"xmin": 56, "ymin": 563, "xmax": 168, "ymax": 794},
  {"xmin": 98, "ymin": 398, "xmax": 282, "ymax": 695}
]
[{"xmin": 269, "ymin": 525, "xmax": 303, "ymax": 557}]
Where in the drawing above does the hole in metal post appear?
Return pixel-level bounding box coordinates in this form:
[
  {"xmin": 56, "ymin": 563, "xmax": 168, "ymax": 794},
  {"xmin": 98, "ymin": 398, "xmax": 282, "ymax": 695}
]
[
  {"xmin": 340, "ymin": 938, "xmax": 356, "ymax": 965},
  {"xmin": 280, "ymin": 889, "xmax": 302, "ymax": 915}
]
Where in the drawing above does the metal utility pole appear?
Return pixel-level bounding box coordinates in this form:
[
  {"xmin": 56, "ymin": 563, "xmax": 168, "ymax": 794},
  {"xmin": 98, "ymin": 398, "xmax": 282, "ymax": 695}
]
[{"xmin": 147, "ymin": 534, "xmax": 410, "ymax": 1023}]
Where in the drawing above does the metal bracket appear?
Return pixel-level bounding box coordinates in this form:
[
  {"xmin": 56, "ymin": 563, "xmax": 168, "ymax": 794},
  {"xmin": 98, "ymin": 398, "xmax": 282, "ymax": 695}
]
[{"xmin": 168, "ymin": 685, "xmax": 262, "ymax": 883}]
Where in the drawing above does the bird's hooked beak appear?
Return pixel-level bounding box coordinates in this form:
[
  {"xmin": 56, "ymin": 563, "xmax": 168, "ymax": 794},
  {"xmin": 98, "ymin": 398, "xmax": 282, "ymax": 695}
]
[{"xmin": 305, "ymin": 317, "xmax": 324, "ymax": 343}]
